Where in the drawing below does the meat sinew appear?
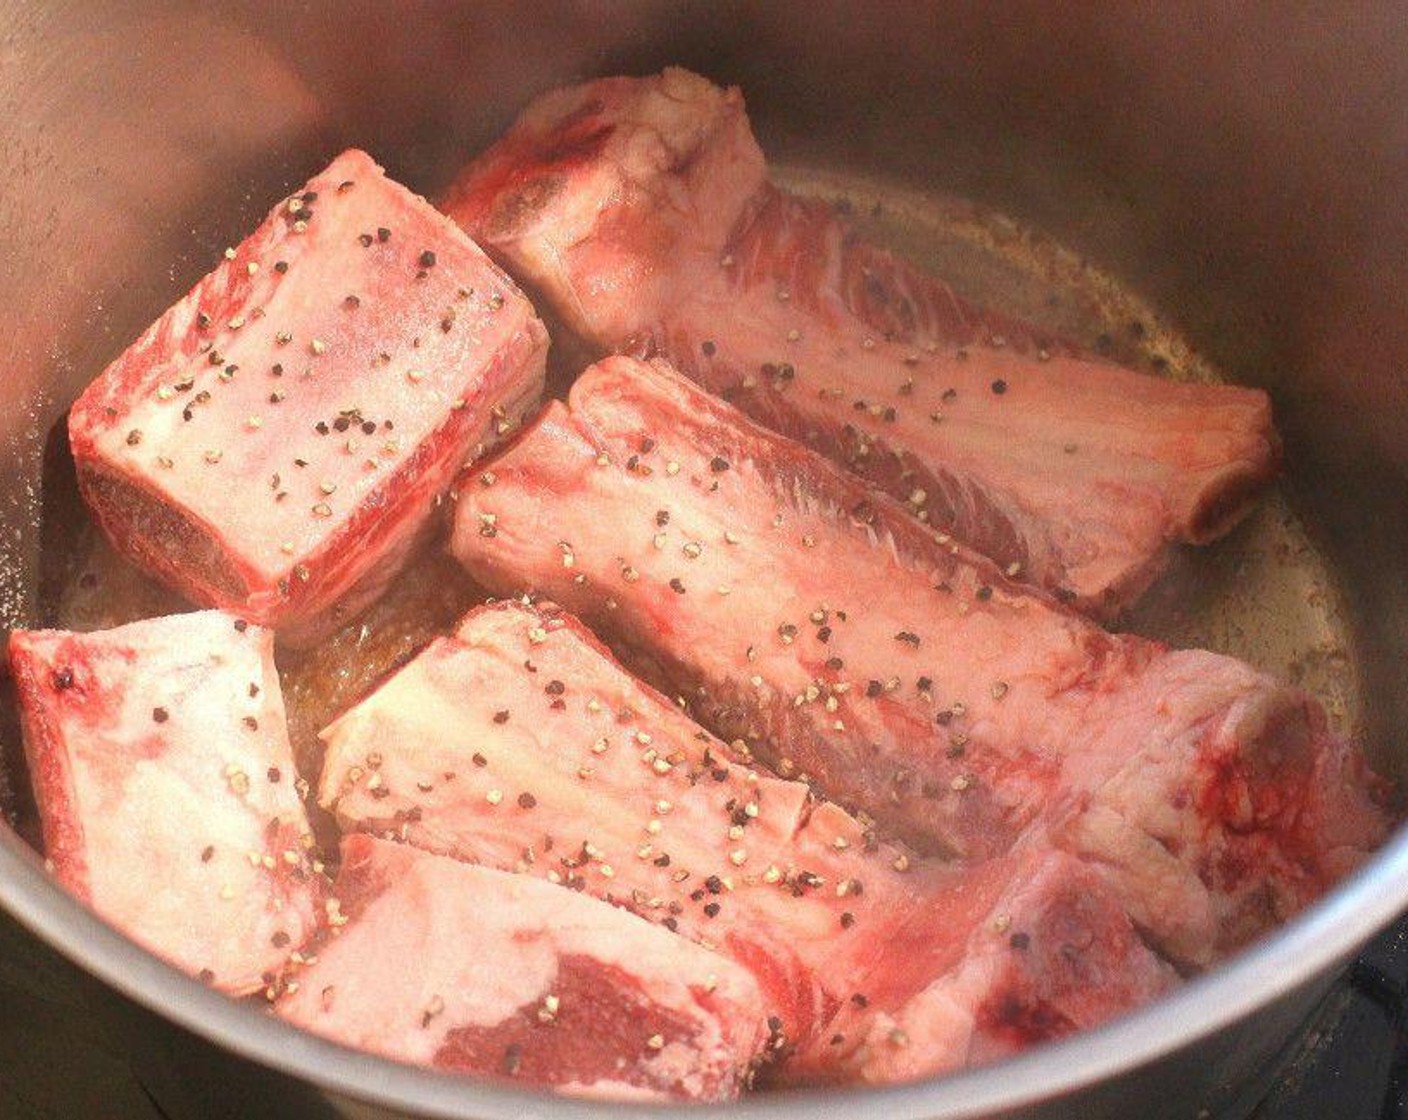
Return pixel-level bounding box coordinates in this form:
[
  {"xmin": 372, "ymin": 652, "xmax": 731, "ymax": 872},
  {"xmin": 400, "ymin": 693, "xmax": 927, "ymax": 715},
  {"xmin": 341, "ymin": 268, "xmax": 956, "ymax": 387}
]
[
  {"xmin": 7, "ymin": 610, "xmax": 320, "ymax": 995},
  {"xmin": 276, "ymin": 834, "xmax": 767, "ymax": 1102},
  {"xmin": 448, "ymin": 356, "xmax": 1390, "ymax": 967},
  {"xmin": 441, "ymin": 67, "xmax": 1279, "ymax": 615},
  {"xmin": 69, "ymin": 147, "xmax": 548, "ymax": 646},
  {"xmin": 319, "ymin": 599, "xmax": 1175, "ymax": 1082}
]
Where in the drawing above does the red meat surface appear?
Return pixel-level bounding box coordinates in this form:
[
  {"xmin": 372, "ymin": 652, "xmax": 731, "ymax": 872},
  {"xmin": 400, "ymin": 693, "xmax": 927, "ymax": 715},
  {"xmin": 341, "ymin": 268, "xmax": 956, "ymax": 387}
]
[
  {"xmin": 318, "ymin": 599, "xmax": 1175, "ymax": 1082},
  {"xmin": 276, "ymin": 834, "xmax": 767, "ymax": 1102},
  {"xmin": 69, "ymin": 148, "xmax": 547, "ymax": 646},
  {"xmin": 441, "ymin": 67, "xmax": 1278, "ymax": 615},
  {"xmin": 448, "ymin": 356, "xmax": 1390, "ymax": 966},
  {"xmin": 8, "ymin": 611, "xmax": 321, "ymax": 995}
]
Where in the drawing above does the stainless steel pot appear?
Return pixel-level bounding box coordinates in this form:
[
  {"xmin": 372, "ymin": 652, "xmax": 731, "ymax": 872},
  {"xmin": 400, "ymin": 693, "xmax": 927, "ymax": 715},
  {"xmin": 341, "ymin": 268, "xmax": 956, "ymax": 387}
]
[{"xmin": 4, "ymin": 3, "xmax": 1408, "ymax": 1118}]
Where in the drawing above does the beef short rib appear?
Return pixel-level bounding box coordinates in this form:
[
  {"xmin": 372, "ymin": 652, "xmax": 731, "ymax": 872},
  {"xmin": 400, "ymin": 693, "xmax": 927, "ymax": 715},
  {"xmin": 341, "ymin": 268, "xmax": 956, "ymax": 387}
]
[
  {"xmin": 8, "ymin": 610, "xmax": 320, "ymax": 995},
  {"xmin": 276, "ymin": 834, "xmax": 767, "ymax": 1101},
  {"xmin": 70, "ymin": 148, "xmax": 547, "ymax": 645}
]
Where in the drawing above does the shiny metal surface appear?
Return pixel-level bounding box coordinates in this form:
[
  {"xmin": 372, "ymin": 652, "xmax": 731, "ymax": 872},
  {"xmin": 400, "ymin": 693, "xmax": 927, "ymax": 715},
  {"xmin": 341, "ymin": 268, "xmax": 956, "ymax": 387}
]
[{"xmin": 3, "ymin": 3, "xmax": 1408, "ymax": 1118}]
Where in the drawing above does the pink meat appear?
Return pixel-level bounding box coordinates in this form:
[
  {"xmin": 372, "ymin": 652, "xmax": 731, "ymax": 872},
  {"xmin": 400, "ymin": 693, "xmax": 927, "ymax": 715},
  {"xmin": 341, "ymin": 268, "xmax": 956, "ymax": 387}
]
[
  {"xmin": 70, "ymin": 148, "xmax": 547, "ymax": 646},
  {"xmin": 276, "ymin": 834, "xmax": 767, "ymax": 1102},
  {"xmin": 448, "ymin": 356, "xmax": 1390, "ymax": 966},
  {"xmin": 318, "ymin": 599, "xmax": 1175, "ymax": 1083},
  {"xmin": 844, "ymin": 849, "xmax": 1174, "ymax": 1083},
  {"xmin": 441, "ymin": 67, "xmax": 1279, "ymax": 615},
  {"xmin": 7, "ymin": 611, "xmax": 320, "ymax": 995}
]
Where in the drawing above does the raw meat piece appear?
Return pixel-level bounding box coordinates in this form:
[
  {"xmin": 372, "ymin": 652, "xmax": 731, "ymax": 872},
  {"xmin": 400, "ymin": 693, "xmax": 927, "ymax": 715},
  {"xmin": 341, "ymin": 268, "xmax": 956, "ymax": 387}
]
[
  {"xmin": 7, "ymin": 610, "xmax": 320, "ymax": 995},
  {"xmin": 844, "ymin": 849, "xmax": 1174, "ymax": 1083},
  {"xmin": 319, "ymin": 599, "xmax": 1175, "ymax": 1082},
  {"xmin": 441, "ymin": 67, "xmax": 1278, "ymax": 615},
  {"xmin": 276, "ymin": 834, "xmax": 767, "ymax": 1102},
  {"xmin": 448, "ymin": 356, "xmax": 1390, "ymax": 966},
  {"xmin": 70, "ymin": 148, "xmax": 547, "ymax": 646},
  {"xmin": 441, "ymin": 69, "xmax": 763, "ymax": 354}
]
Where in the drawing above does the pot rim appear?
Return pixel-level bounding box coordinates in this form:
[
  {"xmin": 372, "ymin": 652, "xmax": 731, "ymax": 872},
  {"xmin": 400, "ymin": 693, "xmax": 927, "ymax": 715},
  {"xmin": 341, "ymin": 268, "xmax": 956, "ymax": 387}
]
[{"xmin": 2, "ymin": 821, "xmax": 1406, "ymax": 1119}]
